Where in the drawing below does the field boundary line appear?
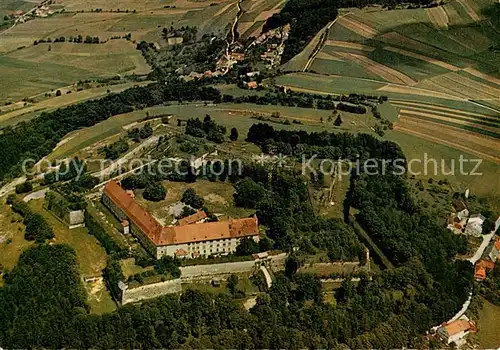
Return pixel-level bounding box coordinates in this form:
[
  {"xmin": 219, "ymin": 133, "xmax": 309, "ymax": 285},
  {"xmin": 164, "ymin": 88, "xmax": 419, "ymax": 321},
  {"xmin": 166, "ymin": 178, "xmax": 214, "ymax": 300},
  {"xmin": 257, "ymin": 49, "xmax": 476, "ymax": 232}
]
[
  {"xmin": 399, "ymin": 110, "xmax": 500, "ymax": 135},
  {"xmin": 383, "ymin": 46, "xmax": 459, "ymax": 71},
  {"xmin": 393, "ymin": 126, "xmax": 500, "ymax": 164},
  {"xmin": 392, "ymin": 104, "xmax": 500, "ymax": 123},
  {"xmin": 390, "ymin": 99, "xmax": 500, "ymax": 117},
  {"xmin": 462, "ymin": 67, "xmax": 500, "ymax": 87},
  {"xmin": 396, "ymin": 115, "xmax": 500, "ymax": 145}
]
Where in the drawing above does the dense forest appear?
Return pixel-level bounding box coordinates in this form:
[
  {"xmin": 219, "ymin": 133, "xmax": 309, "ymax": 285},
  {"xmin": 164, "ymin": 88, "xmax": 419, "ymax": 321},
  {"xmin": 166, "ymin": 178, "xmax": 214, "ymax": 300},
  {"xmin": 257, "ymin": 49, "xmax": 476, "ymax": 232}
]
[
  {"xmin": 264, "ymin": 0, "xmax": 436, "ymax": 63},
  {"xmin": 0, "ymin": 121, "xmax": 475, "ymax": 348},
  {"xmin": 246, "ymin": 122, "xmax": 403, "ymax": 160},
  {"xmin": 0, "ymin": 78, "xmax": 221, "ymax": 182}
]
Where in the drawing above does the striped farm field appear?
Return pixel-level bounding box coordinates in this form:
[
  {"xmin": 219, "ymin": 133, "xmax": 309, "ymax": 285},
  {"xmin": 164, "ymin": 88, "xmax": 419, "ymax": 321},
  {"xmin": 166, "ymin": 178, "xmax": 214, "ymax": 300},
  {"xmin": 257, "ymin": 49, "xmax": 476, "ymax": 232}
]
[
  {"xmin": 426, "ymin": 6, "xmax": 449, "ymax": 29},
  {"xmin": 382, "ymin": 46, "xmax": 460, "ymax": 72},
  {"xmin": 398, "ymin": 109, "xmax": 500, "ymax": 138},
  {"xmin": 325, "ymin": 40, "xmax": 375, "ymax": 52},
  {"xmin": 427, "ymin": 72, "xmax": 500, "ymax": 100},
  {"xmin": 390, "ymin": 100, "xmax": 500, "ymax": 120},
  {"xmin": 394, "ymin": 117, "xmax": 500, "ymax": 163},
  {"xmin": 336, "ymin": 16, "xmax": 380, "ymax": 38},
  {"xmin": 334, "ymin": 52, "xmax": 417, "ymax": 85}
]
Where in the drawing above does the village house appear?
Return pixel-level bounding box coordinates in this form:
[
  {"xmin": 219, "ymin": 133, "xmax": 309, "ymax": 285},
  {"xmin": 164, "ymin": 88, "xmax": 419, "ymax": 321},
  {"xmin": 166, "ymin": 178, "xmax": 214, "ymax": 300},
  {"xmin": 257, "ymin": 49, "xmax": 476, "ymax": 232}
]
[
  {"xmin": 465, "ymin": 213, "xmax": 486, "ymax": 237},
  {"xmin": 230, "ymin": 52, "xmax": 245, "ymax": 61},
  {"xmin": 474, "ymin": 240, "xmax": 500, "ymax": 281},
  {"xmin": 437, "ymin": 319, "xmax": 476, "ymax": 345},
  {"xmin": 102, "ymin": 181, "xmax": 259, "ymax": 259},
  {"xmin": 177, "ymin": 210, "xmax": 207, "ymax": 226},
  {"xmin": 167, "ymin": 37, "xmax": 183, "ymax": 45},
  {"xmin": 246, "ymin": 81, "xmax": 258, "ymax": 89}
]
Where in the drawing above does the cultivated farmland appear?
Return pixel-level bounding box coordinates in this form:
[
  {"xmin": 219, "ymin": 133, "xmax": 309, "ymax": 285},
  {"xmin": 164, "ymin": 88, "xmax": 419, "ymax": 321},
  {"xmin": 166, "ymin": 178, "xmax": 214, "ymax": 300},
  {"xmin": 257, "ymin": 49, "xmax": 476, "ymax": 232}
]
[{"xmin": 0, "ymin": 0, "xmax": 242, "ymax": 102}]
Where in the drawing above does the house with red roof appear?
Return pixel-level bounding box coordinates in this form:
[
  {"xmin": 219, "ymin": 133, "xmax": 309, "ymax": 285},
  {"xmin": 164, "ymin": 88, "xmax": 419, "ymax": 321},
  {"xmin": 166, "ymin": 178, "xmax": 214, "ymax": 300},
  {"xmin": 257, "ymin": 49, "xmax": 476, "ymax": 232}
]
[{"xmin": 102, "ymin": 181, "xmax": 259, "ymax": 259}]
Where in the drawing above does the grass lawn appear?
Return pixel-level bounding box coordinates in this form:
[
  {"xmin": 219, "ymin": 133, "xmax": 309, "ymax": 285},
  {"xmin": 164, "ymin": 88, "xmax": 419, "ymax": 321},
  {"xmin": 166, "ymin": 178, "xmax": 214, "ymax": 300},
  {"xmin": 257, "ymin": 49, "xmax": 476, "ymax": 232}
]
[
  {"xmin": 310, "ymin": 57, "xmax": 377, "ymax": 80},
  {"xmin": 28, "ymin": 199, "xmax": 108, "ymax": 277},
  {"xmin": 135, "ymin": 179, "xmax": 254, "ymax": 225},
  {"xmin": 120, "ymin": 257, "xmax": 154, "ymax": 279},
  {"xmin": 386, "ymin": 130, "xmax": 500, "ymax": 211},
  {"xmin": 477, "ymin": 299, "xmax": 500, "ymax": 348},
  {"xmin": 0, "ymin": 202, "xmax": 34, "ymax": 286}
]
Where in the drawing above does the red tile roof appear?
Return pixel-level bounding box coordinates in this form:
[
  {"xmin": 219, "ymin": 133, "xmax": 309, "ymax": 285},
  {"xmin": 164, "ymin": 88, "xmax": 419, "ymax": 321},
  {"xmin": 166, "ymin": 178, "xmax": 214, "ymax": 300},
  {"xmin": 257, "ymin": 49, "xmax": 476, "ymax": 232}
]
[
  {"xmin": 177, "ymin": 210, "xmax": 208, "ymax": 226},
  {"xmin": 442, "ymin": 320, "xmax": 474, "ymax": 337},
  {"xmin": 103, "ymin": 181, "xmax": 258, "ymax": 247}
]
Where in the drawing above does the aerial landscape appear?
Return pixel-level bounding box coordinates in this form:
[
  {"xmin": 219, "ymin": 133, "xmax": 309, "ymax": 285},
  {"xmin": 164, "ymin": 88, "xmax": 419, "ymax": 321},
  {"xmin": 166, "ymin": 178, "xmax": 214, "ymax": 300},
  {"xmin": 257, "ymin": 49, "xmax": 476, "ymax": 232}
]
[{"xmin": 0, "ymin": 0, "xmax": 499, "ymax": 348}]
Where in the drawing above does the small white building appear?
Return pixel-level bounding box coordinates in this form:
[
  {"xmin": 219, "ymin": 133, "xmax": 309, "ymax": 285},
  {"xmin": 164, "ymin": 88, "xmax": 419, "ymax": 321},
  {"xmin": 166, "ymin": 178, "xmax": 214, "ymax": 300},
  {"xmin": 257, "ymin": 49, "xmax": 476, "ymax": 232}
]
[
  {"xmin": 437, "ymin": 319, "xmax": 475, "ymax": 345},
  {"xmin": 465, "ymin": 214, "xmax": 485, "ymax": 237}
]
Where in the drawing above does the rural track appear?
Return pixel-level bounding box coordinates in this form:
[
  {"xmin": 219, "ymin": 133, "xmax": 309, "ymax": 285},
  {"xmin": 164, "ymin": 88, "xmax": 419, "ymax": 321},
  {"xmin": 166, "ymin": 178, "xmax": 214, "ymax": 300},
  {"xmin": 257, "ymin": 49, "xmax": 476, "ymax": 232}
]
[{"xmin": 303, "ymin": 12, "xmax": 352, "ymax": 72}]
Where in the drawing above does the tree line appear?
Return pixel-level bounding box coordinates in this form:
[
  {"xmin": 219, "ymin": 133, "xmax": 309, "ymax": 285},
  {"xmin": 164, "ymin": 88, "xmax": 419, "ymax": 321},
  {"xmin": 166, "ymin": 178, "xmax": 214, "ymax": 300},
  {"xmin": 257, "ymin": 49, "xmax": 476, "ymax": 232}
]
[{"xmin": 0, "ymin": 78, "xmax": 221, "ymax": 182}]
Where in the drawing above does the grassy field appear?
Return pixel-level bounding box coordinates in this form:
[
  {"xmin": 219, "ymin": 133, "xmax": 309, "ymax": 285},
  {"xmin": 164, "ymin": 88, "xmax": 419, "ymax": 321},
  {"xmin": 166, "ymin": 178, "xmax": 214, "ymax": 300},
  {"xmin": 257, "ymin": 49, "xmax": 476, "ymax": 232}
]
[
  {"xmin": 0, "ymin": 0, "xmax": 240, "ymax": 102},
  {"xmin": 0, "ymin": 81, "xmax": 152, "ymax": 127},
  {"xmin": 28, "ymin": 199, "xmax": 108, "ymax": 277},
  {"xmin": 0, "ymin": 40, "xmax": 149, "ymax": 102},
  {"xmin": 135, "ymin": 179, "xmax": 255, "ymax": 226},
  {"xmin": 47, "ymin": 99, "xmax": 383, "ymax": 161},
  {"xmin": 477, "ymin": 299, "xmax": 500, "ymax": 348},
  {"xmin": 302, "ymin": 1, "xmax": 500, "ymax": 108},
  {"xmin": 0, "ymin": 201, "xmax": 34, "ymax": 287}
]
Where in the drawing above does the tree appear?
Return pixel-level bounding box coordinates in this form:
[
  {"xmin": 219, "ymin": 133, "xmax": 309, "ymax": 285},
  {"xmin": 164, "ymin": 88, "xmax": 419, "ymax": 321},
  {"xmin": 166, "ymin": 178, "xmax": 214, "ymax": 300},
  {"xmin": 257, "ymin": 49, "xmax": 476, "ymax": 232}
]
[
  {"xmin": 139, "ymin": 122, "xmax": 153, "ymax": 139},
  {"xmin": 143, "ymin": 181, "xmax": 166, "ymax": 201},
  {"xmin": 230, "ymin": 127, "xmax": 239, "ymax": 141},
  {"xmin": 15, "ymin": 181, "xmax": 33, "ymax": 194},
  {"xmin": 56, "ymin": 90, "xmax": 62, "ymax": 97},
  {"xmin": 234, "ymin": 178, "xmax": 267, "ymax": 208},
  {"xmin": 155, "ymin": 256, "xmax": 181, "ymax": 278},
  {"xmin": 227, "ymin": 274, "xmax": 239, "ymax": 295},
  {"xmin": 236, "ymin": 237, "xmax": 260, "ymax": 256},
  {"xmin": 178, "ymin": 206, "xmax": 196, "ymax": 219},
  {"xmin": 181, "ymin": 188, "xmax": 204, "ymax": 209},
  {"xmin": 334, "ymin": 114, "xmax": 343, "ymax": 126},
  {"xmin": 285, "ymin": 254, "xmax": 300, "ymax": 277}
]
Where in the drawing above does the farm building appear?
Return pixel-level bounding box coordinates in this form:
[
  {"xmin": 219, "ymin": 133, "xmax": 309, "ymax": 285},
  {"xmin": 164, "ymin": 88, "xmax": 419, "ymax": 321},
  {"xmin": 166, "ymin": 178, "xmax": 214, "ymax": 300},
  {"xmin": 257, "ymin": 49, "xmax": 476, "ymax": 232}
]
[
  {"xmin": 437, "ymin": 319, "xmax": 476, "ymax": 345},
  {"xmin": 465, "ymin": 214, "xmax": 486, "ymax": 237},
  {"xmin": 102, "ymin": 181, "xmax": 259, "ymax": 259}
]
